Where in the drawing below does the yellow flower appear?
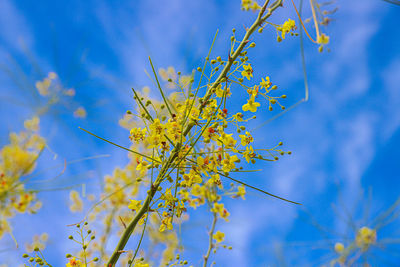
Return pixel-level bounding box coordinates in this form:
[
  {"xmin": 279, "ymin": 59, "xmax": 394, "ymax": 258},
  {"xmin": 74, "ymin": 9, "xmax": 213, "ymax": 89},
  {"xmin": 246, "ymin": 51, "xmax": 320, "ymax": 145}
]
[
  {"xmin": 260, "ymin": 76, "xmax": 272, "ymax": 90},
  {"xmin": 2, "ymin": 145, "xmax": 37, "ymax": 176},
  {"xmin": 0, "ymin": 220, "xmax": 11, "ymax": 239},
  {"xmin": 207, "ymin": 174, "xmax": 222, "ymax": 188},
  {"xmin": 166, "ymin": 120, "xmax": 185, "ymax": 143},
  {"xmin": 128, "ymin": 199, "xmax": 142, "ymax": 211},
  {"xmin": 215, "ymin": 84, "xmax": 223, "ymax": 98},
  {"xmin": 147, "ymin": 118, "xmax": 166, "ymax": 148},
  {"xmin": 73, "ymin": 107, "xmax": 87, "ymax": 118},
  {"xmin": 241, "ymin": 0, "xmax": 261, "ymax": 11},
  {"xmin": 241, "ymin": 64, "xmax": 253, "ymax": 80},
  {"xmin": 66, "ymin": 257, "xmax": 85, "ymax": 267},
  {"xmin": 334, "ymin": 242, "xmax": 345, "ymax": 254},
  {"xmin": 181, "ymin": 169, "xmax": 202, "ymax": 187},
  {"xmin": 279, "ymin": 19, "xmax": 296, "ymax": 39},
  {"xmin": 211, "ymin": 203, "xmax": 230, "ymax": 221},
  {"xmin": 218, "ymin": 133, "xmax": 237, "ymax": 150},
  {"xmin": 239, "ymin": 131, "xmax": 253, "ymax": 146},
  {"xmin": 233, "ymin": 112, "xmax": 244, "ymax": 122},
  {"xmin": 48, "ymin": 72, "xmax": 57, "ymax": 80},
  {"xmin": 236, "ymin": 185, "xmax": 246, "ymax": 200},
  {"xmin": 159, "ymin": 216, "xmax": 173, "ymax": 232},
  {"xmin": 213, "ymin": 230, "xmax": 225, "ymax": 243},
  {"xmin": 191, "ymin": 184, "xmax": 205, "ymax": 197},
  {"xmin": 355, "ymin": 226, "xmax": 376, "ymax": 251},
  {"xmin": 134, "ymin": 262, "xmax": 150, "ymax": 267},
  {"xmin": 317, "ymin": 33, "xmax": 330, "ymax": 45},
  {"xmin": 242, "ymin": 96, "xmax": 260, "ymax": 113},
  {"xmin": 13, "ymin": 193, "xmax": 35, "ymax": 213},
  {"xmin": 222, "ymin": 154, "xmax": 239, "ymax": 173},
  {"xmin": 129, "ymin": 127, "xmax": 147, "ymax": 143},
  {"xmin": 35, "ymin": 78, "xmax": 51, "ymax": 96},
  {"xmin": 136, "ymin": 157, "xmax": 149, "ymax": 176},
  {"xmin": 69, "ymin": 190, "xmax": 83, "ymax": 213},
  {"xmin": 243, "ymin": 145, "xmax": 256, "ymax": 163},
  {"xmin": 197, "ymin": 156, "xmax": 211, "ymax": 176},
  {"xmin": 24, "ymin": 117, "xmax": 40, "ymax": 132}
]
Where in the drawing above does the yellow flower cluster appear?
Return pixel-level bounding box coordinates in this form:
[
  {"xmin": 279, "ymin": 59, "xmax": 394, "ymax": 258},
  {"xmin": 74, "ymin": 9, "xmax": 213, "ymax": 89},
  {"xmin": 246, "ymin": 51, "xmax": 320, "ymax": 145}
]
[
  {"xmin": 241, "ymin": 0, "xmax": 261, "ymax": 11},
  {"xmin": 35, "ymin": 72, "xmax": 57, "ymax": 96},
  {"xmin": 331, "ymin": 226, "xmax": 377, "ymax": 265},
  {"xmin": 66, "ymin": 257, "xmax": 86, "ymax": 267},
  {"xmin": 355, "ymin": 226, "xmax": 377, "ymax": 251},
  {"xmin": 69, "ymin": 190, "xmax": 84, "ymax": 213},
  {"xmin": 0, "ymin": 117, "xmax": 45, "ymax": 239}
]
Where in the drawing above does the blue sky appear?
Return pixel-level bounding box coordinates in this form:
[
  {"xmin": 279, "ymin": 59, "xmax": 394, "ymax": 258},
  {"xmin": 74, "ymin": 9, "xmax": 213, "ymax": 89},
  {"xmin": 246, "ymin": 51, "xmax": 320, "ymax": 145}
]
[{"xmin": 1, "ymin": 0, "xmax": 400, "ymax": 266}]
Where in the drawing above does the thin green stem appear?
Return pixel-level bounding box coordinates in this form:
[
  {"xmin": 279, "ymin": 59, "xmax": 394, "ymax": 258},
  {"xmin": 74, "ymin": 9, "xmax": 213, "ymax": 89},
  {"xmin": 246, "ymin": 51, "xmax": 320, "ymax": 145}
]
[
  {"xmin": 148, "ymin": 56, "xmax": 173, "ymax": 116},
  {"xmin": 79, "ymin": 127, "xmax": 160, "ymax": 163},
  {"xmin": 203, "ymin": 212, "xmax": 218, "ymax": 267}
]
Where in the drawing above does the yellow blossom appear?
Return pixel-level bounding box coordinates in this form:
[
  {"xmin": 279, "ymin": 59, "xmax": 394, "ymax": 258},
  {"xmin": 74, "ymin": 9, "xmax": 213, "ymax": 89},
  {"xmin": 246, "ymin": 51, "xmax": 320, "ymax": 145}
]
[
  {"xmin": 128, "ymin": 199, "xmax": 142, "ymax": 211},
  {"xmin": 260, "ymin": 76, "xmax": 272, "ymax": 90},
  {"xmin": 317, "ymin": 33, "xmax": 330, "ymax": 45},
  {"xmin": 73, "ymin": 107, "xmax": 87, "ymax": 118},
  {"xmin": 136, "ymin": 157, "xmax": 149, "ymax": 176},
  {"xmin": 334, "ymin": 242, "xmax": 345, "ymax": 254},
  {"xmin": 13, "ymin": 193, "xmax": 35, "ymax": 213},
  {"xmin": 35, "ymin": 78, "xmax": 51, "ymax": 96},
  {"xmin": 239, "ymin": 131, "xmax": 253, "ymax": 146},
  {"xmin": 233, "ymin": 112, "xmax": 244, "ymax": 122},
  {"xmin": 147, "ymin": 118, "xmax": 166, "ymax": 148},
  {"xmin": 197, "ymin": 156, "xmax": 211, "ymax": 176},
  {"xmin": 213, "ymin": 230, "xmax": 225, "ymax": 243},
  {"xmin": 181, "ymin": 169, "xmax": 202, "ymax": 187},
  {"xmin": 211, "ymin": 203, "xmax": 230, "ymax": 221},
  {"xmin": 134, "ymin": 262, "xmax": 150, "ymax": 267},
  {"xmin": 66, "ymin": 257, "xmax": 85, "ymax": 267},
  {"xmin": 2, "ymin": 145, "xmax": 37, "ymax": 176},
  {"xmin": 241, "ymin": 64, "xmax": 253, "ymax": 80},
  {"xmin": 243, "ymin": 145, "xmax": 256, "ymax": 163},
  {"xmin": 242, "ymin": 96, "xmax": 260, "ymax": 113},
  {"xmin": 355, "ymin": 226, "xmax": 376, "ymax": 251},
  {"xmin": 241, "ymin": 0, "xmax": 261, "ymax": 11},
  {"xmin": 129, "ymin": 127, "xmax": 147, "ymax": 143},
  {"xmin": 24, "ymin": 117, "xmax": 40, "ymax": 132},
  {"xmin": 0, "ymin": 220, "xmax": 11, "ymax": 239},
  {"xmin": 69, "ymin": 190, "xmax": 83, "ymax": 213},
  {"xmin": 218, "ymin": 133, "xmax": 237, "ymax": 150},
  {"xmin": 222, "ymin": 154, "xmax": 239, "ymax": 173},
  {"xmin": 236, "ymin": 185, "xmax": 246, "ymax": 200},
  {"xmin": 278, "ymin": 19, "xmax": 296, "ymax": 39}
]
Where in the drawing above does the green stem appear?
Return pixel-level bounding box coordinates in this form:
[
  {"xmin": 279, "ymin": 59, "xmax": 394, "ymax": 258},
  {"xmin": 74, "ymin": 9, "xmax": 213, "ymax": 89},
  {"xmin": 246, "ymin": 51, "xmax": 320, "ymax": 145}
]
[
  {"xmin": 203, "ymin": 212, "xmax": 217, "ymax": 267},
  {"xmin": 148, "ymin": 56, "xmax": 173, "ymax": 116}
]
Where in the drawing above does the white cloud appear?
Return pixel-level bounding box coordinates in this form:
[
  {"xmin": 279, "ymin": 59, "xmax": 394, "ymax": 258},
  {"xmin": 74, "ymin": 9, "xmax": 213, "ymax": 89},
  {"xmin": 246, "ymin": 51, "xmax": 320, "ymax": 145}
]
[
  {"xmin": 381, "ymin": 58, "xmax": 400, "ymax": 140},
  {"xmin": 0, "ymin": 0, "xmax": 33, "ymax": 52}
]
